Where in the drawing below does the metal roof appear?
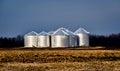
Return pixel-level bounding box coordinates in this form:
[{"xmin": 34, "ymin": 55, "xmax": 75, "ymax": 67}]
[
  {"xmin": 38, "ymin": 31, "xmax": 49, "ymax": 36},
  {"xmin": 25, "ymin": 31, "xmax": 38, "ymax": 36},
  {"xmin": 60, "ymin": 27, "xmax": 75, "ymax": 35},
  {"xmin": 74, "ymin": 28, "xmax": 90, "ymax": 34},
  {"xmin": 48, "ymin": 31, "xmax": 54, "ymax": 35},
  {"xmin": 52, "ymin": 27, "xmax": 69, "ymax": 35},
  {"xmin": 52, "ymin": 27, "xmax": 75, "ymax": 35}
]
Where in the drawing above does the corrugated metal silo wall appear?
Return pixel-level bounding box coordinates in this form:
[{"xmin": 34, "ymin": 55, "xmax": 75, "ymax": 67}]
[
  {"xmin": 69, "ymin": 35, "xmax": 78, "ymax": 47},
  {"xmin": 77, "ymin": 34, "xmax": 89, "ymax": 46},
  {"xmin": 51, "ymin": 35, "xmax": 69, "ymax": 48},
  {"xmin": 24, "ymin": 36, "xmax": 38, "ymax": 47},
  {"xmin": 37, "ymin": 36, "xmax": 50, "ymax": 47}
]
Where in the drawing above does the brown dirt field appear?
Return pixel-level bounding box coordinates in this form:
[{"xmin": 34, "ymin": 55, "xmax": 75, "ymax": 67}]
[{"xmin": 0, "ymin": 47, "xmax": 120, "ymax": 71}]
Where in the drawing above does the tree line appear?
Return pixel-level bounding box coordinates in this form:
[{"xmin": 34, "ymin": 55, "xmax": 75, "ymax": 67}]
[
  {"xmin": 89, "ymin": 33, "xmax": 120, "ymax": 49},
  {"xmin": 0, "ymin": 33, "xmax": 120, "ymax": 48},
  {"xmin": 0, "ymin": 35, "xmax": 24, "ymax": 48}
]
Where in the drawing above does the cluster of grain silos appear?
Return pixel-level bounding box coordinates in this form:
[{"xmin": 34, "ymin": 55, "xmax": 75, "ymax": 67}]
[{"xmin": 24, "ymin": 27, "xmax": 89, "ymax": 48}]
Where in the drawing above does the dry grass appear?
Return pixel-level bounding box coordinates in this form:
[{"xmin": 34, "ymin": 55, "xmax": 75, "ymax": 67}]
[
  {"xmin": 0, "ymin": 49, "xmax": 120, "ymax": 63},
  {"xmin": 0, "ymin": 48, "xmax": 120, "ymax": 71},
  {"xmin": 0, "ymin": 61, "xmax": 120, "ymax": 71}
]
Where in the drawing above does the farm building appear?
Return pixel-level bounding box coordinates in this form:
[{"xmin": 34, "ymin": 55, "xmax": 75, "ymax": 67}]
[
  {"xmin": 24, "ymin": 27, "xmax": 90, "ymax": 47},
  {"xmin": 51, "ymin": 28, "xmax": 69, "ymax": 48},
  {"xmin": 58, "ymin": 27, "xmax": 77, "ymax": 47},
  {"xmin": 24, "ymin": 31, "xmax": 38, "ymax": 47},
  {"xmin": 37, "ymin": 31, "xmax": 50, "ymax": 48},
  {"xmin": 74, "ymin": 28, "xmax": 89, "ymax": 46}
]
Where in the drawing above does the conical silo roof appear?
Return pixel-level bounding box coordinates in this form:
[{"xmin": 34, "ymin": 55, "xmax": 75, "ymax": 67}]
[
  {"xmin": 74, "ymin": 28, "xmax": 90, "ymax": 34},
  {"xmin": 61, "ymin": 27, "xmax": 74, "ymax": 35},
  {"xmin": 25, "ymin": 31, "xmax": 38, "ymax": 36},
  {"xmin": 48, "ymin": 31, "xmax": 54, "ymax": 35},
  {"xmin": 38, "ymin": 31, "xmax": 49, "ymax": 36},
  {"xmin": 53, "ymin": 27, "xmax": 74, "ymax": 35},
  {"xmin": 52, "ymin": 27, "xmax": 69, "ymax": 35}
]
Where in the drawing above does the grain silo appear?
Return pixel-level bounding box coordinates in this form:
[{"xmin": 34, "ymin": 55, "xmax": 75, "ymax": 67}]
[
  {"xmin": 69, "ymin": 35, "xmax": 78, "ymax": 47},
  {"xmin": 24, "ymin": 31, "xmax": 38, "ymax": 47},
  {"xmin": 37, "ymin": 31, "xmax": 50, "ymax": 47},
  {"xmin": 51, "ymin": 28, "xmax": 69, "ymax": 48},
  {"xmin": 74, "ymin": 28, "xmax": 90, "ymax": 46},
  {"xmin": 60, "ymin": 27, "xmax": 77, "ymax": 47}
]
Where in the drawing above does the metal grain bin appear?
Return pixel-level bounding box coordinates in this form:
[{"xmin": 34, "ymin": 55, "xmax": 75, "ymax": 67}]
[
  {"xmin": 37, "ymin": 31, "xmax": 50, "ymax": 48},
  {"xmin": 60, "ymin": 27, "xmax": 77, "ymax": 47},
  {"xmin": 74, "ymin": 28, "xmax": 89, "ymax": 46},
  {"xmin": 51, "ymin": 28, "xmax": 69, "ymax": 48},
  {"xmin": 24, "ymin": 31, "xmax": 38, "ymax": 47}
]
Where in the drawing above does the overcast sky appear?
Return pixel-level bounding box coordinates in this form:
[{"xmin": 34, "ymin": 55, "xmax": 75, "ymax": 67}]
[{"xmin": 0, "ymin": 0, "xmax": 120, "ymax": 37}]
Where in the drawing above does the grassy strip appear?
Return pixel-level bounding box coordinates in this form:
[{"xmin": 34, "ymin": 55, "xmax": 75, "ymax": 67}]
[
  {"xmin": 0, "ymin": 50, "xmax": 120, "ymax": 63},
  {"xmin": 0, "ymin": 61, "xmax": 120, "ymax": 71}
]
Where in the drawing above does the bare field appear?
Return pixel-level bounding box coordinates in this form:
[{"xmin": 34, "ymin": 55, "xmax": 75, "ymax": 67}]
[{"xmin": 0, "ymin": 47, "xmax": 120, "ymax": 71}]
